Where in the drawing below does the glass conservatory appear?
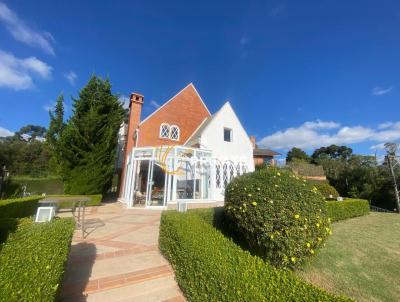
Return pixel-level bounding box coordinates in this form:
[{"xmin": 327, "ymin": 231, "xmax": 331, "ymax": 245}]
[{"xmin": 121, "ymin": 146, "xmax": 213, "ymax": 208}]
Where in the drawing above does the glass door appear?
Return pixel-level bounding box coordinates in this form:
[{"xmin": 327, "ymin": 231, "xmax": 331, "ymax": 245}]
[{"xmin": 146, "ymin": 160, "xmax": 166, "ymax": 207}]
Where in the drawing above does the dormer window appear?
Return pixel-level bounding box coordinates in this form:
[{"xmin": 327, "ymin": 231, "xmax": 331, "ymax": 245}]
[
  {"xmin": 160, "ymin": 123, "xmax": 170, "ymax": 138},
  {"xmin": 159, "ymin": 123, "xmax": 180, "ymax": 141},
  {"xmin": 170, "ymin": 125, "xmax": 180, "ymax": 141}
]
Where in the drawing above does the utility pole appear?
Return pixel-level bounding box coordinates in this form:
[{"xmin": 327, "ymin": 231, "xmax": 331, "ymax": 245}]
[{"xmin": 385, "ymin": 143, "xmax": 400, "ymax": 213}]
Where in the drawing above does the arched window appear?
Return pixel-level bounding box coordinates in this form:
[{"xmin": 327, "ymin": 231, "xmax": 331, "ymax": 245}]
[
  {"xmin": 170, "ymin": 125, "xmax": 180, "ymax": 141},
  {"xmin": 241, "ymin": 163, "xmax": 248, "ymax": 174},
  {"xmin": 223, "ymin": 162, "xmax": 228, "ymax": 188},
  {"xmin": 236, "ymin": 163, "xmax": 241, "ymax": 176},
  {"xmin": 160, "ymin": 123, "xmax": 170, "ymax": 138},
  {"xmin": 229, "ymin": 161, "xmax": 235, "ymax": 181},
  {"xmin": 215, "ymin": 161, "xmax": 222, "ymax": 188}
]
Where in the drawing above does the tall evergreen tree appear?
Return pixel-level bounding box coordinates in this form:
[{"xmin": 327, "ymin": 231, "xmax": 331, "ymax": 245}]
[{"xmin": 58, "ymin": 76, "xmax": 124, "ymax": 194}]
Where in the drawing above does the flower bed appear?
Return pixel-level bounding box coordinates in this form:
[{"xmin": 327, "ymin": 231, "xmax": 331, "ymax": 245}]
[{"xmin": 159, "ymin": 210, "xmax": 351, "ymax": 302}]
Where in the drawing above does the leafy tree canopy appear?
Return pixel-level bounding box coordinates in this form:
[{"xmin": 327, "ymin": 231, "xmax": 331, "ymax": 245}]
[
  {"xmin": 311, "ymin": 144, "xmax": 353, "ymax": 161},
  {"xmin": 286, "ymin": 147, "xmax": 310, "ymax": 162}
]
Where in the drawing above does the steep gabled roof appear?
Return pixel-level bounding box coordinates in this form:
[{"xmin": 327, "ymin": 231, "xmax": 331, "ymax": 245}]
[{"xmin": 139, "ymin": 83, "xmax": 211, "ymax": 125}]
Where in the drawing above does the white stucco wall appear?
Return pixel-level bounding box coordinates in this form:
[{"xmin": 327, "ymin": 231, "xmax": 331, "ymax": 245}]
[{"xmin": 197, "ymin": 102, "xmax": 255, "ymax": 200}]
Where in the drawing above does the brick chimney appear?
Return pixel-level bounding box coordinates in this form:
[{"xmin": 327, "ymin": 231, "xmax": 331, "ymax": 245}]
[
  {"xmin": 125, "ymin": 93, "xmax": 144, "ymax": 154},
  {"xmin": 250, "ymin": 135, "xmax": 256, "ymax": 149},
  {"xmin": 118, "ymin": 92, "xmax": 144, "ymax": 198}
]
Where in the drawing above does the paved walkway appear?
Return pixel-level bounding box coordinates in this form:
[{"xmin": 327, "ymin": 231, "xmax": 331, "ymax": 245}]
[{"xmin": 60, "ymin": 203, "xmax": 185, "ymax": 302}]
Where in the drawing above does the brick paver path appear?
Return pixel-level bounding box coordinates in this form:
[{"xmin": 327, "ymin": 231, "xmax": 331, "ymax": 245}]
[{"xmin": 60, "ymin": 203, "xmax": 185, "ymax": 302}]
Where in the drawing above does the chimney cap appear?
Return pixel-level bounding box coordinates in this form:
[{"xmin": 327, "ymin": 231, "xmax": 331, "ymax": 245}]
[{"xmin": 130, "ymin": 92, "xmax": 144, "ymax": 105}]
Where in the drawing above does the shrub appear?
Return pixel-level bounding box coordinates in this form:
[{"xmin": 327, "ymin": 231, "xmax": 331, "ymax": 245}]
[
  {"xmin": 0, "ymin": 218, "xmax": 75, "ymax": 302},
  {"xmin": 225, "ymin": 167, "xmax": 331, "ymax": 268},
  {"xmin": 50, "ymin": 194, "xmax": 103, "ymax": 208},
  {"xmin": 315, "ymin": 183, "xmax": 340, "ymax": 199},
  {"xmin": 159, "ymin": 210, "xmax": 350, "ymax": 302},
  {"xmin": 0, "ymin": 196, "xmax": 41, "ymax": 219},
  {"xmin": 326, "ymin": 198, "xmax": 369, "ymax": 222}
]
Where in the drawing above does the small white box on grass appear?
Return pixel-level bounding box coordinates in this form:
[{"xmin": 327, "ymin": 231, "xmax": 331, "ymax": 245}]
[{"xmin": 35, "ymin": 207, "xmax": 55, "ymax": 223}]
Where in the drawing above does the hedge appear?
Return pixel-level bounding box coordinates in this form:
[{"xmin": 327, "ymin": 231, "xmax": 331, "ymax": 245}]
[
  {"xmin": 0, "ymin": 194, "xmax": 103, "ymax": 219},
  {"xmin": 0, "ymin": 196, "xmax": 42, "ymax": 219},
  {"xmin": 0, "ymin": 218, "xmax": 75, "ymax": 301},
  {"xmin": 225, "ymin": 168, "xmax": 331, "ymax": 268},
  {"xmin": 326, "ymin": 199, "xmax": 370, "ymax": 222},
  {"xmin": 159, "ymin": 210, "xmax": 351, "ymax": 302}
]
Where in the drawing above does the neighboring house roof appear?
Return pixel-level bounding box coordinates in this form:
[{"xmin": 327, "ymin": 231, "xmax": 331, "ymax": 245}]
[{"xmin": 253, "ymin": 148, "xmax": 281, "ymax": 157}]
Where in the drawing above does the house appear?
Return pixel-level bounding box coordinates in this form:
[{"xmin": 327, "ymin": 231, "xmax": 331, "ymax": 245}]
[
  {"xmin": 250, "ymin": 136, "xmax": 281, "ymax": 166},
  {"xmin": 118, "ymin": 83, "xmax": 255, "ymax": 208}
]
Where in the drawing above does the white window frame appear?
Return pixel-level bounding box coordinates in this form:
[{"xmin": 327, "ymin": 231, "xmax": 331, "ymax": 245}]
[
  {"xmin": 170, "ymin": 125, "xmax": 180, "ymax": 141},
  {"xmin": 160, "ymin": 123, "xmax": 170, "ymax": 139}
]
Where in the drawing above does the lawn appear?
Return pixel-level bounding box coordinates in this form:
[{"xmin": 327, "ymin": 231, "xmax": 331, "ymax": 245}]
[{"xmin": 297, "ymin": 212, "xmax": 400, "ymax": 302}]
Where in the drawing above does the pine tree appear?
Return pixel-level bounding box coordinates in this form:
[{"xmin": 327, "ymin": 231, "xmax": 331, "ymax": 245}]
[
  {"xmin": 46, "ymin": 94, "xmax": 65, "ymax": 175},
  {"xmin": 58, "ymin": 76, "xmax": 124, "ymax": 194}
]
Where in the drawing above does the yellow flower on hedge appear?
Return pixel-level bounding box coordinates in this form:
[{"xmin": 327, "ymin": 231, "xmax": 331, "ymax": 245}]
[
  {"xmin": 277, "ymin": 172, "xmax": 281, "ymax": 176},
  {"xmin": 294, "ymin": 214, "xmax": 300, "ymax": 219},
  {"xmin": 310, "ymin": 249, "xmax": 315, "ymax": 254},
  {"xmin": 270, "ymin": 234, "xmax": 274, "ymax": 240},
  {"xmin": 306, "ymin": 242, "xmax": 311, "ymax": 248},
  {"xmin": 248, "ymin": 193, "xmax": 252, "ymax": 197},
  {"xmin": 291, "ymin": 257, "xmax": 296, "ymax": 263},
  {"xmin": 316, "ymin": 223, "xmax": 320, "ymax": 228},
  {"xmin": 274, "ymin": 184, "xmax": 279, "ymax": 187},
  {"xmin": 252, "ymin": 201, "xmax": 257, "ymax": 206},
  {"xmin": 269, "ymin": 200, "xmax": 274, "ymax": 204},
  {"xmin": 317, "ymin": 237, "xmax": 322, "ymax": 241}
]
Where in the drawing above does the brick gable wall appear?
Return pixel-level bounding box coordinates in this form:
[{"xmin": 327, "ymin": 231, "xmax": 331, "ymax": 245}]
[{"xmin": 137, "ymin": 84, "xmax": 211, "ymax": 147}]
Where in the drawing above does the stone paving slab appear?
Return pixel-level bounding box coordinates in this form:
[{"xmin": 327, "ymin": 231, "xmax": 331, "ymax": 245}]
[{"xmin": 60, "ymin": 203, "xmax": 185, "ymax": 302}]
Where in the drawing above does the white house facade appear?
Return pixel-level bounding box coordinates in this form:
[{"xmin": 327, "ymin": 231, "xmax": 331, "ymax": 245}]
[{"xmin": 118, "ymin": 84, "xmax": 255, "ymax": 209}]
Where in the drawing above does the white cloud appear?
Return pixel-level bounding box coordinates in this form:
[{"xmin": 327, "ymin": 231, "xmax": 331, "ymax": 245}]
[
  {"xmin": 372, "ymin": 86, "xmax": 393, "ymax": 96},
  {"xmin": 64, "ymin": 71, "xmax": 77, "ymax": 85},
  {"xmin": 150, "ymin": 100, "xmax": 160, "ymax": 108},
  {"xmin": 0, "ymin": 126, "xmax": 13, "ymax": 137},
  {"xmin": 0, "ymin": 50, "xmax": 52, "ymax": 90},
  {"xmin": 269, "ymin": 4, "xmax": 286, "ymax": 17},
  {"xmin": 119, "ymin": 95, "xmax": 130, "ymax": 109},
  {"xmin": 259, "ymin": 119, "xmax": 400, "ymax": 150},
  {"xmin": 0, "ymin": 2, "xmax": 55, "ymax": 55},
  {"xmin": 378, "ymin": 122, "xmax": 393, "ymax": 129},
  {"xmin": 240, "ymin": 35, "xmax": 248, "ymax": 46}
]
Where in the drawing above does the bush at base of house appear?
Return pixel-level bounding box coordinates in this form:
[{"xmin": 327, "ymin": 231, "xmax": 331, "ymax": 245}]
[
  {"xmin": 315, "ymin": 183, "xmax": 340, "ymax": 199},
  {"xmin": 224, "ymin": 167, "xmax": 331, "ymax": 268},
  {"xmin": 326, "ymin": 199, "xmax": 370, "ymax": 222},
  {"xmin": 159, "ymin": 210, "xmax": 350, "ymax": 302},
  {"xmin": 0, "ymin": 194, "xmax": 103, "ymax": 219},
  {"xmin": 0, "ymin": 218, "xmax": 75, "ymax": 302}
]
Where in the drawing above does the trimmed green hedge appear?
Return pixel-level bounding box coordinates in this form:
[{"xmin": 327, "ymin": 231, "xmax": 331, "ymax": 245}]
[
  {"xmin": 0, "ymin": 196, "xmax": 42, "ymax": 219},
  {"xmin": 0, "ymin": 194, "xmax": 103, "ymax": 219},
  {"xmin": 326, "ymin": 199, "xmax": 369, "ymax": 222},
  {"xmin": 50, "ymin": 194, "xmax": 103, "ymax": 208},
  {"xmin": 0, "ymin": 218, "xmax": 75, "ymax": 301},
  {"xmin": 159, "ymin": 210, "xmax": 351, "ymax": 302}
]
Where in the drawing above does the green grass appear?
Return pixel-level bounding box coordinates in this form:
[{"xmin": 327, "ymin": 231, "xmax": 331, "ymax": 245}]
[{"xmin": 297, "ymin": 212, "xmax": 400, "ymax": 302}]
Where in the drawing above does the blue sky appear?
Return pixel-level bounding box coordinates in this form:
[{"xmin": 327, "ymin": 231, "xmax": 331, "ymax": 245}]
[{"xmin": 0, "ymin": 0, "xmax": 400, "ymax": 159}]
